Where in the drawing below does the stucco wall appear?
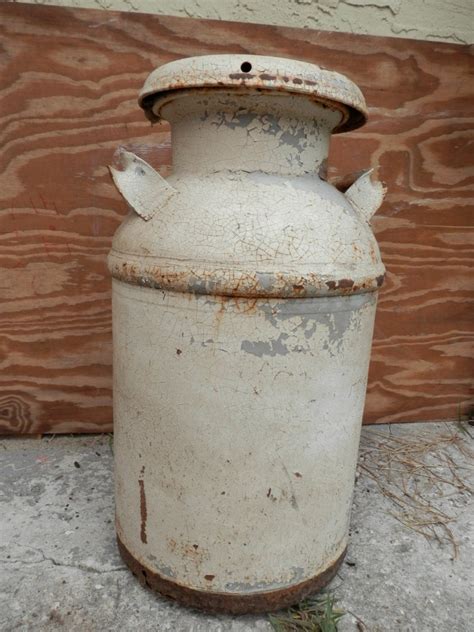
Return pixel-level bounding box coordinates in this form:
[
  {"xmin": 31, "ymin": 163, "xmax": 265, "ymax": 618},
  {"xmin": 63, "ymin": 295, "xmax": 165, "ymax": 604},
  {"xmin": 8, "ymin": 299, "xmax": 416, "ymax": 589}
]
[{"xmin": 11, "ymin": 0, "xmax": 474, "ymax": 45}]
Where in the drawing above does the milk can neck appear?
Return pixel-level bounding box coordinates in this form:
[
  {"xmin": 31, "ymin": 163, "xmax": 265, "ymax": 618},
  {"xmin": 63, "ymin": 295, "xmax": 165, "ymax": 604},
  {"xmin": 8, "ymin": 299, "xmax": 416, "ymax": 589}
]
[{"xmin": 159, "ymin": 92, "xmax": 342, "ymax": 177}]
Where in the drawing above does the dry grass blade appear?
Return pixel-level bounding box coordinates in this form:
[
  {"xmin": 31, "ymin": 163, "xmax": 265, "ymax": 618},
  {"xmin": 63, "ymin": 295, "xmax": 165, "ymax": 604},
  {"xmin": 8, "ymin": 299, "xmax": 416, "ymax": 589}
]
[
  {"xmin": 268, "ymin": 593, "xmax": 345, "ymax": 632},
  {"xmin": 359, "ymin": 423, "xmax": 473, "ymax": 558}
]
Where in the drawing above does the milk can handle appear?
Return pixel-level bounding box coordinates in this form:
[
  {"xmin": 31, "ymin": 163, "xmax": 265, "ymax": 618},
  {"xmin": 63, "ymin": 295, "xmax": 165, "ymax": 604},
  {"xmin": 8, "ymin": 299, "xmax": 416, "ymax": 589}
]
[
  {"xmin": 342, "ymin": 169, "xmax": 386, "ymax": 222},
  {"xmin": 109, "ymin": 149, "xmax": 178, "ymax": 221}
]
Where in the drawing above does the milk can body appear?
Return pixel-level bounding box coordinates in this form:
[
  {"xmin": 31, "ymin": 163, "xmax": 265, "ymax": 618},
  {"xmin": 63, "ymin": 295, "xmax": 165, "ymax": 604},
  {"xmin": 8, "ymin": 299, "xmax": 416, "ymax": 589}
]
[{"xmin": 109, "ymin": 55, "xmax": 385, "ymax": 614}]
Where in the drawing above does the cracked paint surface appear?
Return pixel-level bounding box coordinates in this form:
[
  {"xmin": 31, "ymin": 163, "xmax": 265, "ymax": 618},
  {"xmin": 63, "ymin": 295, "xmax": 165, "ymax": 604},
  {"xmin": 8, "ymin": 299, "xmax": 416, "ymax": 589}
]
[
  {"xmin": 113, "ymin": 283, "xmax": 376, "ymax": 592},
  {"xmin": 110, "ymin": 86, "xmax": 385, "ymax": 298},
  {"xmin": 110, "ymin": 55, "xmax": 383, "ymax": 604}
]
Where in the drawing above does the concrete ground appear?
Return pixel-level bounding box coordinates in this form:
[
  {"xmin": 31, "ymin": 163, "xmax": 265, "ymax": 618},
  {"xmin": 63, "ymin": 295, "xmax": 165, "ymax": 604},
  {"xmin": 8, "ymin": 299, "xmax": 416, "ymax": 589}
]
[{"xmin": 0, "ymin": 422, "xmax": 472, "ymax": 632}]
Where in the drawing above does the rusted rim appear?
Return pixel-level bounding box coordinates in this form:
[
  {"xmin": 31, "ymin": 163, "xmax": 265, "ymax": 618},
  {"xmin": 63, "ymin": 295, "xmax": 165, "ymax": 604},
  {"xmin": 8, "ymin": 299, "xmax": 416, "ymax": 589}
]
[
  {"xmin": 138, "ymin": 54, "xmax": 367, "ymax": 133},
  {"xmin": 108, "ymin": 253, "xmax": 385, "ymax": 298},
  {"xmin": 117, "ymin": 535, "xmax": 347, "ymax": 615}
]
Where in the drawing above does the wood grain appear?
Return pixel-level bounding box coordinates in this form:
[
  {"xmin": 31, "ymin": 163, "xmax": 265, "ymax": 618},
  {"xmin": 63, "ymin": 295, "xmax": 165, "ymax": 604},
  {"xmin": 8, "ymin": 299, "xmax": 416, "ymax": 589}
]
[{"xmin": 0, "ymin": 4, "xmax": 473, "ymax": 433}]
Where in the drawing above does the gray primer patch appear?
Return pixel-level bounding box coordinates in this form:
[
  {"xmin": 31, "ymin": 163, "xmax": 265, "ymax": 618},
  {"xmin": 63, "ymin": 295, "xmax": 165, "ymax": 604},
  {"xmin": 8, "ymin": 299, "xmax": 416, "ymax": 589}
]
[
  {"xmin": 224, "ymin": 566, "xmax": 305, "ymax": 592},
  {"xmin": 259, "ymin": 295, "xmax": 375, "ymax": 354},
  {"xmin": 255, "ymin": 271, "xmax": 276, "ymax": 290},
  {"xmin": 241, "ymin": 333, "xmax": 289, "ymax": 357},
  {"xmin": 278, "ymin": 127, "xmax": 308, "ymax": 152},
  {"xmin": 213, "ymin": 110, "xmax": 258, "ymax": 131},
  {"xmin": 146, "ymin": 557, "xmax": 177, "ymax": 579},
  {"xmin": 261, "ymin": 294, "xmax": 374, "ymax": 327},
  {"xmin": 261, "ymin": 114, "xmax": 283, "ymax": 136},
  {"xmin": 188, "ymin": 276, "xmax": 218, "ymax": 295}
]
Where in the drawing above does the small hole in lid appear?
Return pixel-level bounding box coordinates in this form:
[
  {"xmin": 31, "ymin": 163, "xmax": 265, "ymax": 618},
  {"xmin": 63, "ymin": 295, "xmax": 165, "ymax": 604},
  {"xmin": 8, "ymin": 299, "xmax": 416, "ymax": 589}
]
[{"xmin": 240, "ymin": 61, "xmax": 252, "ymax": 73}]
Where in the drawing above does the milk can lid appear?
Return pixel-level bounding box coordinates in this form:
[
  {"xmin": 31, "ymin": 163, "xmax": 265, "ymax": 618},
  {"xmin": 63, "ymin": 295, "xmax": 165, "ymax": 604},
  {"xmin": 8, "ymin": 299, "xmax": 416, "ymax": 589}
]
[{"xmin": 139, "ymin": 54, "xmax": 368, "ymax": 133}]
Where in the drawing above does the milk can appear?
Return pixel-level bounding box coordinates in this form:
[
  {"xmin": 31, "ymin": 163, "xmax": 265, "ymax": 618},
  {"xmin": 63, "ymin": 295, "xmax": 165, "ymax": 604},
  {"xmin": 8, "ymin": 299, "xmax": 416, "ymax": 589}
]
[{"xmin": 109, "ymin": 54, "xmax": 385, "ymax": 614}]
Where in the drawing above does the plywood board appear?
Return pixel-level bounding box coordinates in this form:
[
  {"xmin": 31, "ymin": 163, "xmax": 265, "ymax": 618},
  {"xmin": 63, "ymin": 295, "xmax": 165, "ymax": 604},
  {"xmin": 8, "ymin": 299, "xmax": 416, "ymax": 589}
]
[{"xmin": 0, "ymin": 4, "xmax": 472, "ymax": 433}]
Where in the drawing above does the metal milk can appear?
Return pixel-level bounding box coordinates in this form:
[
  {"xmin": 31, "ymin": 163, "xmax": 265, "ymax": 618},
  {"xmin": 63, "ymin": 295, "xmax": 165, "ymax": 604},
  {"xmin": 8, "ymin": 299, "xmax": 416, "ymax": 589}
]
[{"xmin": 109, "ymin": 54, "xmax": 385, "ymax": 614}]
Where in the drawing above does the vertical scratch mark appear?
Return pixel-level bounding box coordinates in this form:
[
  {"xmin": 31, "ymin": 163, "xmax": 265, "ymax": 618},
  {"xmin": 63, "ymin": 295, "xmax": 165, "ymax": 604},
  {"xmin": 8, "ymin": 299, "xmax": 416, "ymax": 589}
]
[
  {"xmin": 139, "ymin": 465, "xmax": 147, "ymax": 544},
  {"xmin": 278, "ymin": 456, "xmax": 299, "ymax": 510}
]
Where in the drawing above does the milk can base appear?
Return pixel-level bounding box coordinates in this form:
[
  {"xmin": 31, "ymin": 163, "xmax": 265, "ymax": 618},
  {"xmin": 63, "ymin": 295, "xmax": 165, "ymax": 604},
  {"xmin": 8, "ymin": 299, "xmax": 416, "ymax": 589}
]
[{"xmin": 117, "ymin": 535, "xmax": 347, "ymax": 615}]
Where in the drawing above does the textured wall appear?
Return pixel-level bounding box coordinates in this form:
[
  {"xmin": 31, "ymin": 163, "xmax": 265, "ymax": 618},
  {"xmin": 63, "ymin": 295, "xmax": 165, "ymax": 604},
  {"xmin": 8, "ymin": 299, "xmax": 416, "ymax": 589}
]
[{"xmin": 9, "ymin": 0, "xmax": 474, "ymax": 45}]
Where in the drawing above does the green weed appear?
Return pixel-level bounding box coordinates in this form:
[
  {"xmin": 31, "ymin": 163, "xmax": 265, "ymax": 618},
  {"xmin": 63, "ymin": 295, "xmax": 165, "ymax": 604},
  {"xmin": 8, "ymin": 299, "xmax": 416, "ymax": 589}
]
[{"xmin": 268, "ymin": 593, "xmax": 345, "ymax": 632}]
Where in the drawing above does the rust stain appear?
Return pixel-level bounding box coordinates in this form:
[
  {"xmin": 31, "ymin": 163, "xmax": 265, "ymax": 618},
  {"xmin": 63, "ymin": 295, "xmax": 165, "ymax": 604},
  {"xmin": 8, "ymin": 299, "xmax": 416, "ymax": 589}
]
[
  {"xmin": 182, "ymin": 543, "xmax": 204, "ymax": 559},
  {"xmin": 138, "ymin": 60, "xmax": 368, "ymax": 134},
  {"xmin": 213, "ymin": 295, "xmax": 229, "ymax": 334},
  {"xmin": 324, "ymin": 278, "xmax": 360, "ymax": 293},
  {"xmin": 168, "ymin": 540, "xmax": 209, "ymax": 569},
  {"xmin": 232, "ymin": 296, "xmax": 260, "ymax": 313},
  {"xmin": 110, "ymin": 259, "xmax": 384, "ymax": 299},
  {"xmin": 337, "ymin": 278, "xmax": 354, "ymax": 289},
  {"xmin": 139, "ymin": 465, "xmax": 147, "ymax": 544},
  {"xmin": 118, "ymin": 535, "xmax": 347, "ymax": 614}
]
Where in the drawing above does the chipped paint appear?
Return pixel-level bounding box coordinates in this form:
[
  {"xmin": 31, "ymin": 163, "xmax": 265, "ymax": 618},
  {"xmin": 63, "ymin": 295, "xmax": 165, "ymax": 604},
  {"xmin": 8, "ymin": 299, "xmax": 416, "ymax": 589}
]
[
  {"xmin": 139, "ymin": 55, "xmax": 368, "ymax": 133},
  {"xmin": 111, "ymin": 54, "xmax": 385, "ymax": 612},
  {"xmin": 224, "ymin": 565, "xmax": 306, "ymax": 592},
  {"xmin": 146, "ymin": 555, "xmax": 177, "ymax": 579},
  {"xmin": 108, "ymin": 257, "xmax": 385, "ymax": 298},
  {"xmin": 241, "ymin": 333, "xmax": 290, "ymax": 357},
  {"xmin": 118, "ymin": 536, "xmax": 347, "ymax": 614}
]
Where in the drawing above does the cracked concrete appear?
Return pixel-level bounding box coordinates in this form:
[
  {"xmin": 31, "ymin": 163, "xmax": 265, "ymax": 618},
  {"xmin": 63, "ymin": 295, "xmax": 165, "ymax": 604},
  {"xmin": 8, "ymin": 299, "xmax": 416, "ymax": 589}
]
[{"xmin": 1, "ymin": 423, "xmax": 472, "ymax": 631}]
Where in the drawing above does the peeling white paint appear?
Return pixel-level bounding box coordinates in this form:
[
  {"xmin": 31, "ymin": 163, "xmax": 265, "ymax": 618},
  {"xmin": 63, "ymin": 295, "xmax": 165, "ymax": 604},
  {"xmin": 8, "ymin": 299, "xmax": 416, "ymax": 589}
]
[
  {"xmin": 110, "ymin": 55, "xmax": 385, "ymax": 609},
  {"xmin": 114, "ymin": 285, "xmax": 377, "ymax": 593}
]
